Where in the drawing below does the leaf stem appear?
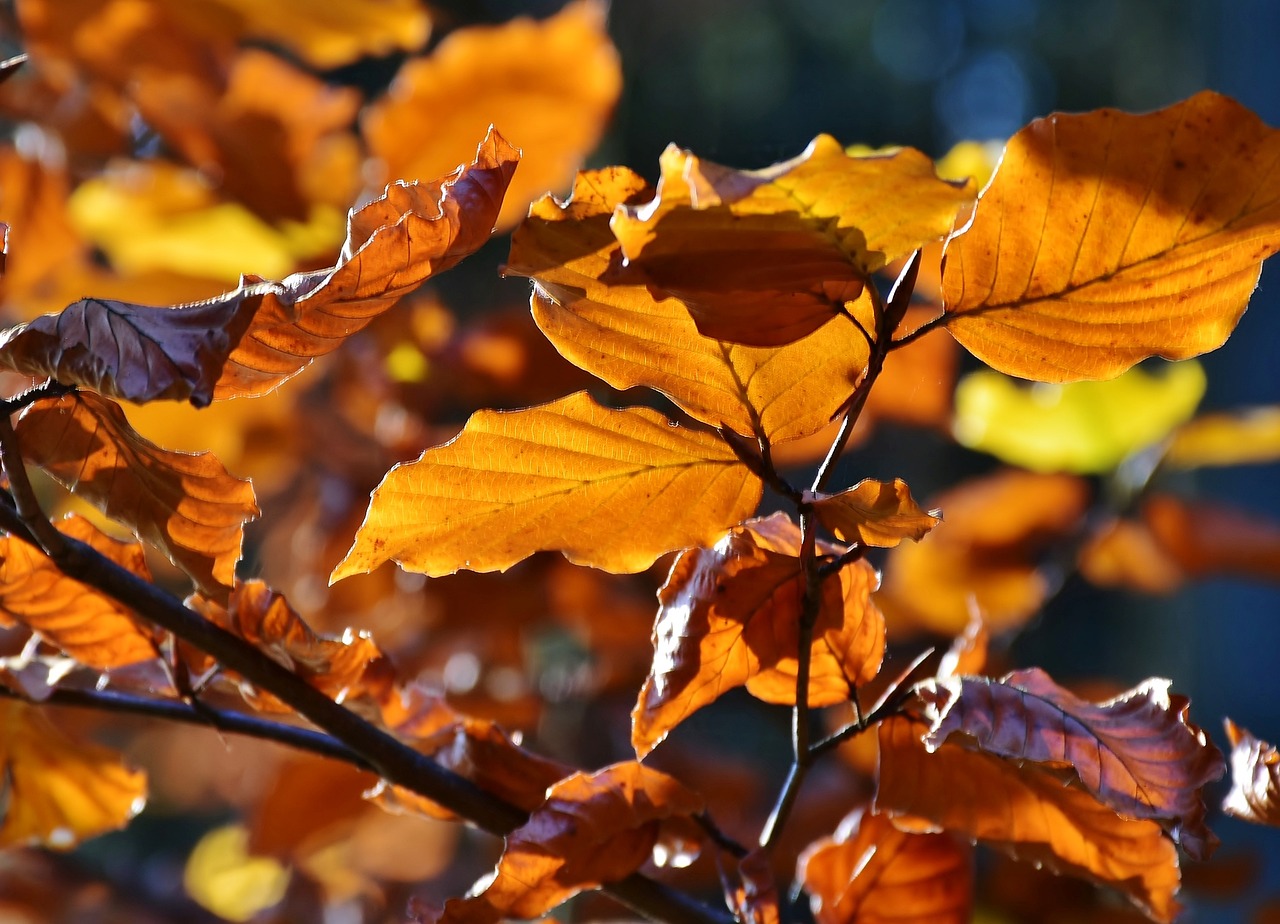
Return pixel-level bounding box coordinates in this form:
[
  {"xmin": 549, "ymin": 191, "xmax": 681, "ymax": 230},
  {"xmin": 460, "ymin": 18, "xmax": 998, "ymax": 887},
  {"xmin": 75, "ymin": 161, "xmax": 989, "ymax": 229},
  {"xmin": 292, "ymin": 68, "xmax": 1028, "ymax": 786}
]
[{"xmin": 889, "ymin": 311, "xmax": 947, "ymax": 349}]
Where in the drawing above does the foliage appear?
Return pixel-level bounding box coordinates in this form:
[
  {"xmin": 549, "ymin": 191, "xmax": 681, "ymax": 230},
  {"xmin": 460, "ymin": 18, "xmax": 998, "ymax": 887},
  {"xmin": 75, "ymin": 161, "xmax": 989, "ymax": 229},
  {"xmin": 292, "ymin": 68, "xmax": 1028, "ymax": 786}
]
[{"xmin": 0, "ymin": 4, "xmax": 1278, "ymax": 924}]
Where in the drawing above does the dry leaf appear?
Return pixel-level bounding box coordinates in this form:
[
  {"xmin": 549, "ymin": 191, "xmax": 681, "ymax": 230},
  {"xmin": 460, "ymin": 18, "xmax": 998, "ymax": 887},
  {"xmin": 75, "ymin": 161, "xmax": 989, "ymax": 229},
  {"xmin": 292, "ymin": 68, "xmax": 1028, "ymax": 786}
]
[
  {"xmin": 1222, "ymin": 719, "xmax": 1280, "ymax": 827},
  {"xmin": 809, "ymin": 478, "xmax": 941, "ymax": 548}
]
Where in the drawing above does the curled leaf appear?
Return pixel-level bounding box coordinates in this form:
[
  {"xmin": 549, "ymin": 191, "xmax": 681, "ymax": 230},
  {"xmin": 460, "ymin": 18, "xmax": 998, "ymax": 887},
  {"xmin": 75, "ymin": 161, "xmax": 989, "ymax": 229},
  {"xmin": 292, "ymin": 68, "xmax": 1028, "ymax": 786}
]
[
  {"xmin": 1222, "ymin": 719, "xmax": 1280, "ymax": 827},
  {"xmin": 809, "ymin": 478, "xmax": 941, "ymax": 547}
]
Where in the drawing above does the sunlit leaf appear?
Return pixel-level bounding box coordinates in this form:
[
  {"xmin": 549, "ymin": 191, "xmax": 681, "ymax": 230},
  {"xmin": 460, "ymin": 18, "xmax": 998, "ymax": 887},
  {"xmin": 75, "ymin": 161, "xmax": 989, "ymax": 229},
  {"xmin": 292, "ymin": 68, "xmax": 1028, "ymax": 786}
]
[
  {"xmin": 797, "ymin": 808, "xmax": 971, "ymax": 924},
  {"xmin": 420, "ymin": 762, "xmax": 703, "ymax": 924},
  {"xmin": 184, "ymin": 823, "xmax": 290, "ymax": 923},
  {"xmin": 1078, "ymin": 517, "xmax": 1185, "ymax": 595},
  {"xmin": 610, "ymin": 137, "xmax": 973, "ymax": 347},
  {"xmin": 1164, "ymin": 406, "xmax": 1280, "ymax": 469},
  {"xmin": 0, "ymin": 514, "xmax": 159, "ymax": 669},
  {"xmin": 364, "ymin": 0, "xmax": 620, "ymax": 231},
  {"xmin": 16, "ymin": 392, "xmax": 259, "ymax": 597},
  {"xmin": 943, "ymin": 91, "xmax": 1280, "ymax": 381},
  {"xmin": 632, "ymin": 513, "xmax": 884, "ymax": 758},
  {"xmin": 1140, "ymin": 494, "xmax": 1280, "ymax": 583},
  {"xmin": 506, "ymin": 168, "xmax": 869, "ymax": 444},
  {"xmin": 0, "ymin": 146, "xmax": 86, "ymax": 315},
  {"xmin": 332, "ymin": 391, "xmax": 762, "ymax": 581},
  {"xmin": 952, "ymin": 361, "xmax": 1205, "ymax": 473},
  {"xmin": 1222, "ymin": 719, "xmax": 1280, "ymax": 827},
  {"xmin": 809, "ymin": 478, "xmax": 941, "ymax": 547},
  {"xmin": 0, "ymin": 699, "xmax": 146, "ymax": 849}
]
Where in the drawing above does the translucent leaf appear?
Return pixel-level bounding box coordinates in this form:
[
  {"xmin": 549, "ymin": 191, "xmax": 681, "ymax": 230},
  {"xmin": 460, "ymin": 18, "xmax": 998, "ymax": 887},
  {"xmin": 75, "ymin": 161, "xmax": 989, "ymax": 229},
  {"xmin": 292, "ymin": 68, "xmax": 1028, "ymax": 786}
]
[
  {"xmin": 1140, "ymin": 494, "xmax": 1280, "ymax": 583},
  {"xmin": 332, "ymin": 391, "xmax": 762, "ymax": 581},
  {"xmin": 943, "ymin": 92, "xmax": 1280, "ymax": 381},
  {"xmin": 1164, "ymin": 406, "xmax": 1280, "ymax": 469},
  {"xmin": 1222, "ymin": 719, "xmax": 1280, "ymax": 827},
  {"xmin": 184, "ymin": 824, "xmax": 290, "ymax": 923},
  {"xmin": 809, "ymin": 478, "xmax": 941, "ymax": 548}
]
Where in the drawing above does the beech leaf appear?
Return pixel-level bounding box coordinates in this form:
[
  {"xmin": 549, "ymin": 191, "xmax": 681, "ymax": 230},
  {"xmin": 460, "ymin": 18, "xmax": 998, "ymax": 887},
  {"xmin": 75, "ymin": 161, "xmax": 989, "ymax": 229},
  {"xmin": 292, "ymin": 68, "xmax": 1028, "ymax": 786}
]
[
  {"xmin": 1164, "ymin": 406, "xmax": 1280, "ymax": 469},
  {"xmin": 942, "ymin": 91, "xmax": 1280, "ymax": 381},
  {"xmin": 808, "ymin": 478, "xmax": 941, "ymax": 547},
  {"xmin": 506, "ymin": 168, "xmax": 869, "ymax": 444},
  {"xmin": 16, "ymin": 392, "xmax": 259, "ymax": 597},
  {"xmin": 1222, "ymin": 719, "xmax": 1280, "ymax": 827},
  {"xmin": 332, "ymin": 391, "xmax": 763, "ymax": 581}
]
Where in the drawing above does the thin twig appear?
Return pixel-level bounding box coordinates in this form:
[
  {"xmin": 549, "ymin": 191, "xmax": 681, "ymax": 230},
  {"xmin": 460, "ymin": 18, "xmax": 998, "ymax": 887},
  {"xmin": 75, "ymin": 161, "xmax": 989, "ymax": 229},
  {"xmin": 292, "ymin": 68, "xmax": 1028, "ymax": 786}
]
[
  {"xmin": 809, "ymin": 647, "xmax": 936, "ymax": 757},
  {"xmin": 889, "ymin": 311, "xmax": 946, "ymax": 349}
]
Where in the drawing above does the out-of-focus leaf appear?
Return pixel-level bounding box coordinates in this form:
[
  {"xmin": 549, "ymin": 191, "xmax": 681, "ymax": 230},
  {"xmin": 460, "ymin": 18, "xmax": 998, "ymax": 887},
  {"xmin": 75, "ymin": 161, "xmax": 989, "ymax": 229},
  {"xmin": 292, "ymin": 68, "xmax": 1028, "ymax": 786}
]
[
  {"xmin": 952, "ymin": 362, "xmax": 1205, "ymax": 473},
  {"xmin": 0, "ymin": 147, "xmax": 86, "ymax": 315},
  {"xmin": 16, "ymin": 392, "xmax": 259, "ymax": 597},
  {"xmin": 877, "ymin": 716, "xmax": 1182, "ymax": 922},
  {"xmin": 1164, "ymin": 406, "xmax": 1280, "ymax": 469},
  {"xmin": 729, "ymin": 850, "xmax": 781, "ymax": 924},
  {"xmin": 809, "ymin": 478, "xmax": 941, "ymax": 548},
  {"xmin": 632, "ymin": 513, "xmax": 884, "ymax": 757},
  {"xmin": 0, "ymin": 515, "xmax": 159, "ymax": 669},
  {"xmin": 364, "ymin": 0, "xmax": 619, "ymax": 231},
  {"xmin": 1141, "ymin": 494, "xmax": 1280, "ymax": 583},
  {"xmin": 916, "ymin": 668, "xmax": 1224, "ymax": 859},
  {"xmin": 943, "ymin": 92, "xmax": 1280, "ymax": 382},
  {"xmin": 332, "ymin": 391, "xmax": 762, "ymax": 581},
  {"xmin": 506, "ymin": 168, "xmax": 869, "ymax": 444},
  {"xmin": 1078, "ymin": 517, "xmax": 1185, "ymax": 594},
  {"xmin": 217, "ymin": 128, "xmax": 518, "ymax": 398},
  {"xmin": 183, "ymin": 823, "xmax": 290, "ymax": 923},
  {"xmin": 1222, "ymin": 719, "xmax": 1280, "ymax": 827},
  {"xmin": 797, "ymin": 808, "xmax": 971, "ymax": 924},
  {"xmin": 937, "ymin": 611, "xmax": 989, "ymax": 679},
  {"xmin": 418, "ymin": 762, "xmax": 703, "ymax": 924},
  {"xmin": 610, "ymin": 138, "xmax": 973, "ymax": 347},
  {"xmin": 0, "ymin": 699, "xmax": 146, "ymax": 849}
]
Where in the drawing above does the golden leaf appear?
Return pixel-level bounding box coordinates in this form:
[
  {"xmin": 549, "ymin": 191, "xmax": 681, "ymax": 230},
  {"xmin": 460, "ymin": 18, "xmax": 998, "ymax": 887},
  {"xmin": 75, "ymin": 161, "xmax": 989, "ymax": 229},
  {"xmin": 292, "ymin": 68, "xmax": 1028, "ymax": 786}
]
[{"xmin": 809, "ymin": 478, "xmax": 941, "ymax": 548}]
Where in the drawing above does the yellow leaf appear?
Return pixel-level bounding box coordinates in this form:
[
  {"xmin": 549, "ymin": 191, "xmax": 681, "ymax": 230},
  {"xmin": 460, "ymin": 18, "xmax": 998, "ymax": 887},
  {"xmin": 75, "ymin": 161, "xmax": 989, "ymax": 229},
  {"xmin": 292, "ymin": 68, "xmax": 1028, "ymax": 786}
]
[
  {"xmin": 952, "ymin": 361, "xmax": 1206, "ymax": 473},
  {"xmin": 332, "ymin": 392, "xmax": 762, "ymax": 581},
  {"xmin": 1164, "ymin": 406, "xmax": 1280, "ymax": 468},
  {"xmin": 184, "ymin": 824, "xmax": 290, "ymax": 923},
  {"xmin": 942, "ymin": 92, "xmax": 1280, "ymax": 381},
  {"xmin": 809, "ymin": 478, "xmax": 942, "ymax": 547}
]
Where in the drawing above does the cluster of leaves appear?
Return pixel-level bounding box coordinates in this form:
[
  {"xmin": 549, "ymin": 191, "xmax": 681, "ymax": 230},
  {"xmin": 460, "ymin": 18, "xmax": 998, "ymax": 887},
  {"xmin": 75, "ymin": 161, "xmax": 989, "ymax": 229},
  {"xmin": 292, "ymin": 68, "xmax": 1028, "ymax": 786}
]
[{"xmin": 1, "ymin": 3, "xmax": 1280, "ymax": 924}]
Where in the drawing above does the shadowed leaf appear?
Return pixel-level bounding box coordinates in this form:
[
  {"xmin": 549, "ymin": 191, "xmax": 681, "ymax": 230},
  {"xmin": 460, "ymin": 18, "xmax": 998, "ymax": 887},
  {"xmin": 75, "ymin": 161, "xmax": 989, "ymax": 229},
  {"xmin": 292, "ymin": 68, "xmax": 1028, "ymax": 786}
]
[
  {"xmin": 1222, "ymin": 719, "xmax": 1280, "ymax": 827},
  {"xmin": 729, "ymin": 850, "xmax": 781, "ymax": 924},
  {"xmin": 809, "ymin": 478, "xmax": 941, "ymax": 547}
]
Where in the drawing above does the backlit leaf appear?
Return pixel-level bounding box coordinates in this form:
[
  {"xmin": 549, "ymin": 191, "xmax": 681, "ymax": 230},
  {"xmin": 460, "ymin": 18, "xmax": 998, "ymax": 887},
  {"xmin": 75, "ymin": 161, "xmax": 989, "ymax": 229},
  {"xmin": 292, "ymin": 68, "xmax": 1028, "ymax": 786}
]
[
  {"xmin": 0, "ymin": 699, "xmax": 146, "ymax": 849},
  {"xmin": 332, "ymin": 391, "xmax": 763, "ymax": 581},
  {"xmin": 809, "ymin": 478, "xmax": 941, "ymax": 547},
  {"xmin": 1222, "ymin": 719, "xmax": 1280, "ymax": 827},
  {"xmin": 1164, "ymin": 406, "xmax": 1280, "ymax": 469},
  {"xmin": 0, "ymin": 147, "xmax": 86, "ymax": 316},
  {"xmin": 1140, "ymin": 494, "xmax": 1280, "ymax": 583},
  {"xmin": 729, "ymin": 851, "xmax": 781, "ymax": 924},
  {"xmin": 364, "ymin": 0, "xmax": 620, "ymax": 231},
  {"xmin": 506, "ymin": 168, "xmax": 868, "ymax": 443},
  {"xmin": 0, "ymin": 514, "xmax": 159, "ymax": 669},
  {"xmin": 16, "ymin": 391, "xmax": 259, "ymax": 597},
  {"xmin": 632, "ymin": 513, "xmax": 884, "ymax": 758},
  {"xmin": 610, "ymin": 137, "xmax": 973, "ymax": 347},
  {"xmin": 797, "ymin": 808, "xmax": 971, "ymax": 924},
  {"xmin": 942, "ymin": 91, "xmax": 1280, "ymax": 381},
  {"xmin": 184, "ymin": 823, "xmax": 290, "ymax": 923},
  {"xmin": 1078, "ymin": 517, "xmax": 1185, "ymax": 595}
]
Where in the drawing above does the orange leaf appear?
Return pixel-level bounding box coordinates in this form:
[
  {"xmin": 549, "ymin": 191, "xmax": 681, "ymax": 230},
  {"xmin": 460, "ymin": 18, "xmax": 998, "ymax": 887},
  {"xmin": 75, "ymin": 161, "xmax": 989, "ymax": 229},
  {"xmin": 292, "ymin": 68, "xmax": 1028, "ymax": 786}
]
[
  {"xmin": 877, "ymin": 716, "xmax": 1182, "ymax": 922},
  {"xmin": 797, "ymin": 808, "xmax": 972, "ymax": 924},
  {"xmin": 0, "ymin": 699, "xmax": 146, "ymax": 849},
  {"xmin": 1140, "ymin": 494, "xmax": 1280, "ymax": 582},
  {"xmin": 809, "ymin": 478, "xmax": 941, "ymax": 548},
  {"xmin": 610, "ymin": 137, "xmax": 974, "ymax": 347},
  {"xmin": 1164, "ymin": 406, "xmax": 1280, "ymax": 469},
  {"xmin": 915, "ymin": 668, "xmax": 1224, "ymax": 860},
  {"xmin": 420, "ymin": 762, "xmax": 703, "ymax": 924},
  {"xmin": 632, "ymin": 513, "xmax": 884, "ymax": 758},
  {"xmin": 364, "ymin": 0, "xmax": 620, "ymax": 231},
  {"xmin": 506, "ymin": 168, "xmax": 869, "ymax": 444},
  {"xmin": 942, "ymin": 92, "xmax": 1280, "ymax": 381},
  {"xmin": 1222, "ymin": 719, "xmax": 1280, "ymax": 827},
  {"xmin": 0, "ymin": 146, "xmax": 86, "ymax": 315},
  {"xmin": 0, "ymin": 515, "xmax": 159, "ymax": 669},
  {"xmin": 332, "ymin": 391, "xmax": 763, "ymax": 581},
  {"xmin": 216, "ymin": 128, "xmax": 519, "ymax": 398},
  {"xmin": 16, "ymin": 392, "xmax": 259, "ymax": 597},
  {"xmin": 1078, "ymin": 516, "xmax": 1185, "ymax": 594},
  {"xmin": 729, "ymin": 850, "xmax": 781, "ymax": 924}
]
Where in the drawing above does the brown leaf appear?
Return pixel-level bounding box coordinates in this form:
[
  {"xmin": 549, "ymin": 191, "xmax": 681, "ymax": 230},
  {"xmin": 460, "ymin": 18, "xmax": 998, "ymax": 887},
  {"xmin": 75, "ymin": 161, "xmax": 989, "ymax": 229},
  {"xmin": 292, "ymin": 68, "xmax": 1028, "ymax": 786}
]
[
  {"xmin": 632, "ymin": 513, "xmax": 884, "ymax": 758},
  {"xmin": 730, "ymin": 850, "xmax": 781, "ymax": 924},
  {"xmin": 0, "ymin": 700, "xmax": 146, "ymax": 849},
  {"xmin": 942, "ymin": 92, "xmax": 1280, "ymax": 381},
  {"xmin": 915, "ymin": 668, "xmax": 1224, "ymax": 859},
  {"xmin": 797, "ymin": 808, "xmax": 971, "ymax": 924},
  {"xmin": 877, "ymin": 716, "xmax": 1182, "ymax": 921},
  {"xmin": 610, "ymin": 137, "xmax": 974, "ymax": 347},
  {"xmin": 1141, "ymin": 494, "xmax": 1280, "ymax": 583},
  {"xmin": 809, "ymin": 478, "xmax": 941, "ymax": 548},
  {"xmin": 1222, "ymin": 719, "xmax": 1280, "ymax": 827},
  {"xmin": 420, "ymin": 762, "xmax": 703, "ymax": 924},
  {"xmin": 0, "ymin": 515, "xmax": 159, "ymax": 669},
  {"xmin": 506, "ymin": 168, "xmax": 869, "ymax": 444},
  {"xmin": 332, "ymin": 391, "xmax": 763, "ymax": 581},
  {"xmin": 16, "ymin": 392, "xmax": 259, "ymax": 597}
]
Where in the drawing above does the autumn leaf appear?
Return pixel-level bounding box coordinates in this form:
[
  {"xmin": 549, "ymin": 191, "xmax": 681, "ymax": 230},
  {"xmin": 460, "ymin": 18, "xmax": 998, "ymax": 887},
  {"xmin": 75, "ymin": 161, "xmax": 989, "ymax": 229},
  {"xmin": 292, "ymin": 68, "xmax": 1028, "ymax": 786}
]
[
  {"xmin": 15, "ymin": 391, "xmax": 259, "ymax": 597},
  {"xmin": 0, "ymin": 700, "xmax": 146, "ymax": 849},
  {"xmin": 419, "ymin": 762, "xmax": 703, "ymax": 924},
  {"xmin": 1164, "ymin": 405, "xmax": 1280, "ymax": 468},
  {"xmin": 506, "ymin": 168, "xmax": 869, "ymax": 444},
  {"xmin": 0, "ymin": 147, "xmax": 87, "ymax": 316},
  {"xmin": 808, "ymin": 478, "xmax": 941, "ymax": 547},
  {"xmin": 1222, "ymin": 719, "xmax": 1280, "ymax": 827},
  {"xmin": 332, "ymin": 391, "xmax": 763, "ymax": 581},
  {"xmin": 797, "ymin": 808, "xmax": 971, "ymax": 924},
  {"xmin": 0, "ymin": 515, "xmax": 160, "ymax": 669},
  {"xmin": 1140, "ymin": 494, "xmax": 1280, "ymax": 583},
  {"xmin": 609, "ymin": 137, "xmax": 974, "ymax": 347},
  {"xmin": 632, "ymin": 513, "xmax": 884, "ymax": 758},
  {"xmin": 1078, "ymin": 516, "xmax": 1186, "ymax": 595},
  {"xmin": 942, "ymin": 91, "xmax": 1280, "ymax": 381},
  {"xmin": 729, "ymin": 851, "xmax": 781, "ymax": 924}
]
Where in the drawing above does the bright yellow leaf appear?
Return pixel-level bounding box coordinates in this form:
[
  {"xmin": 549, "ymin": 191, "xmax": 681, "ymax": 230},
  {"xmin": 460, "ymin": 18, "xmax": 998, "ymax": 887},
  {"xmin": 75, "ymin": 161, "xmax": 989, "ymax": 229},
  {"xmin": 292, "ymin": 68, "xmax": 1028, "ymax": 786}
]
[{"xmin": 184, "ymin": 824, "xmax": 290, "ymax": 922}]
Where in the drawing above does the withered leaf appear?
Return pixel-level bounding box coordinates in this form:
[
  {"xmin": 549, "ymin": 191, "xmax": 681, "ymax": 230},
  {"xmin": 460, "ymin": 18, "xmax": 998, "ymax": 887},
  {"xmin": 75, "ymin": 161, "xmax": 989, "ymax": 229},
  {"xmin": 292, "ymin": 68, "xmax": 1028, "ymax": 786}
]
[
  {"xmin": 797, "ymin": 808, "xmax": 971, "ymax": 924},
  {"xmin": 0, "ymin": 515, "xmax": 159, "ymax": 669},
  {"xmin": 506, "ymin": 168, "xmax": 869, "ymax": 444},
  {"xmin": 332, "ymin": 391, "xmax": 763, "ymax": 581},
  {"xmin": 632, "ymin": 513, "xmax": 884, "ymax": 758},
  {"xmin": 0, "ymin": 700, "xmax": 146, "ymax": 849},
  {"xmin": 943, "ymin": 91, "xmax": 1280, "ymax": 381},
  {"xmin": 1222, "ymin": 719, "xmax": 1280, "ymax": 827},
  {"xmin": 16, "ymin": 392, "xmax": 259, "ymax": 598},
  {"xmin": 809, "ymin": 478, "xmax": 941, "ymax": 548}
]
